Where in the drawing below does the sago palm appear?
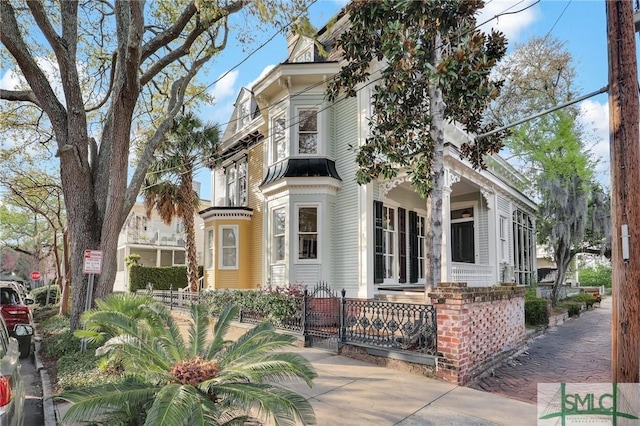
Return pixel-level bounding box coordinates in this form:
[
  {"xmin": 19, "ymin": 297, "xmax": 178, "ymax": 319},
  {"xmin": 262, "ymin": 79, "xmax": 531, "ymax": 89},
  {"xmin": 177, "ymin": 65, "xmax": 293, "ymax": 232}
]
[
  {"xmin": 58, "ymin": 293, "xmax": 317, "ymax": 425},
  {"xmin": 142, "ymin": 112, "xmax": 220, "ymax": 292}
]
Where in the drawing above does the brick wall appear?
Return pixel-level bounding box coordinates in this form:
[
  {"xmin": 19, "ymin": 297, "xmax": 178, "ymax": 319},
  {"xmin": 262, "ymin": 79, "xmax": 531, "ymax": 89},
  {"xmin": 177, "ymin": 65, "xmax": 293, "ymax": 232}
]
[{"xmin": 429, "ymin": 282, "xmax": 525, "ymax": 385}]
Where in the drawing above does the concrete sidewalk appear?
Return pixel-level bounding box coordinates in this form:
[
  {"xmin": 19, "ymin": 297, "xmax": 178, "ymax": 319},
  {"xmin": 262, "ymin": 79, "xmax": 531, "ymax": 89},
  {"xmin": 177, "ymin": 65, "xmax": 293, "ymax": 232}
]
[{"xmin": 282, "ymin": 346, "xmax": 537, "ymax": 425}]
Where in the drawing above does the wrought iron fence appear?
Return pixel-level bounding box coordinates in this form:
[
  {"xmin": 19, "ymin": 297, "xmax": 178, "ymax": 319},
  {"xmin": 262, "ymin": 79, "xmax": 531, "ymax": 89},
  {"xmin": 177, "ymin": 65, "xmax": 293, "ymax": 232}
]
[
  {"xmin": 238, "ymin": 296, "xmax": 304, "ymax": 333},
  {"xmin": 139, "ymin": 285, "xmax": 437, "ymax": 357},
  {"xmin": 342, "ymin": 297, "xmax": 437, "ymax": 355}
]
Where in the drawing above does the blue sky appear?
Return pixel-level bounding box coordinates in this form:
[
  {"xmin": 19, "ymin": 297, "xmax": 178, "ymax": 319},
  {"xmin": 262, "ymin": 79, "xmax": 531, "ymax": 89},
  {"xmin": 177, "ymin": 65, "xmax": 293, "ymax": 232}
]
[
  {"xmin": 193, "ymin": 0, "xmax": 613, "ymax": 200},
  {"xmin": 0, "ymin": 0, "xmax": 614, "ymax": 200}
]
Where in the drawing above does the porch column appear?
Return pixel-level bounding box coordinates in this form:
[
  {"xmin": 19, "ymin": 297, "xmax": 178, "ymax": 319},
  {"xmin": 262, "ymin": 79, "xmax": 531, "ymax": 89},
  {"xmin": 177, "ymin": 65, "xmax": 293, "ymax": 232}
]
[
  {"xmin": 482, "ymin": 189, "xmax": 498, "ymax": 283},
  {"xmin": 441, "ymin": 169, "xmax": 459, "ymax": 283}
]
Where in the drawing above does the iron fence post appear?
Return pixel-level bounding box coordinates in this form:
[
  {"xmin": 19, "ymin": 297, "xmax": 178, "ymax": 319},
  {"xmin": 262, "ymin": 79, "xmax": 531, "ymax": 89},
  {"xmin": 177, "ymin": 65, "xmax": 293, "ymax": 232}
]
[
  {"xmin": 169, "ymin": 285, "xmax": 173, "ymax": 311},
  {"xmin": 340, "ymin": 289, "xmax": 346, "ymax": 344},
  {"xmin": 302, "ymin": 288, "xmax": 310, "ymax": 347}
]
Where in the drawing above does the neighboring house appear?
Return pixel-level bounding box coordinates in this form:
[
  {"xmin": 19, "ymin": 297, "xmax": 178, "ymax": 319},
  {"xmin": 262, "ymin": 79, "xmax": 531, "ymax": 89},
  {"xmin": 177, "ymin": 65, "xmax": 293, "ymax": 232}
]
[
  {"xmin": 114, "ymin": 200, "xmax": 207, "ymax": 292},
  {"xmin": 200, "ymin": 12, "xmax": 537, "ymax": 297}
]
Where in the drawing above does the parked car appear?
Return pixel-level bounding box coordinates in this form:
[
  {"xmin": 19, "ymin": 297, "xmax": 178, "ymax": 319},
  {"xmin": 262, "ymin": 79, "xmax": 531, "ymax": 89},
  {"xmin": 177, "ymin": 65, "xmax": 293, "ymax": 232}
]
[
  {"xmin": 0, "ymin": 316, "xmax": 32, "ymax": 425},
  {"xmin": 0, "ymin": 283, "xmax": 35, "ymax": 358}
]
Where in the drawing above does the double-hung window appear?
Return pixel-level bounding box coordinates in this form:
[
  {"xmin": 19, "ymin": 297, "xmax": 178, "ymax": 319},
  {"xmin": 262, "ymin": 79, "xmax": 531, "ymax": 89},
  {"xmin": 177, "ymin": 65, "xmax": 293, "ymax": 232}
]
[
  {"xmin": 273, "ymin": 208, "xmax": 285, "ymax": 262},
  {"xmin": 272, "ymin": 115, "xmax": 286, "ymax": 163},
  {"xmin": 219, "ymin": 225, "xmax": 238, "ymax": 269},
  {"xmin": 382, "ymin": 206, "xmax": 396, "ymax": 281},
  {"xmin": 225, "ymin": 160, "xmax": 247, "ymax": 207},
  {"xmin": 297, "ymin": 206, "xmax": 318, "ymax": 260},
  {"xmin": 297, "ymin": 109, "xmax": 318, "ymax": 154},
  {"xmin": 499, "ymin": 216, "xmax": 508, "ymax": 262},
  {"xmin": 206, "ymin": 229, "xmax": 214, "ymax": 269},
  {"xmin": 239, "ymin": 100, "xmax": 250, "ymax": 128},
  {"xmin": 416, "ymin": 214, "xmax": 426, "ymax": 280}
]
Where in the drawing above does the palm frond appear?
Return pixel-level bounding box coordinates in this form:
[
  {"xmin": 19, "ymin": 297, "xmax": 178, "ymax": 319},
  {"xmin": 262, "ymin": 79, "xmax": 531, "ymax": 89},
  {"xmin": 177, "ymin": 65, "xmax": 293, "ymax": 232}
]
[
  {"xmin": 215, "ymin": 353, "xmax": 317, "ymax": 387},
  {"xmin": 58, "ymin": 380, "xmax": 159, "ymax": 424},
  {"xmin": 212, "ymin": 383, "xmax": 317, "ymax": 426},
  {"xmin": 144, "ymin": 383, "xmax": 221, "ymax": 426},
  {"xmin": 220, "ymin": 324, "xmax": 298, "ymax": 367},
  {"xmin": 206, "ymin": 304, "xmax": 240, "ymax": 359},
  {"xmin": 188, "ymin": 303, "xmax": 211, "ymax": 358}
]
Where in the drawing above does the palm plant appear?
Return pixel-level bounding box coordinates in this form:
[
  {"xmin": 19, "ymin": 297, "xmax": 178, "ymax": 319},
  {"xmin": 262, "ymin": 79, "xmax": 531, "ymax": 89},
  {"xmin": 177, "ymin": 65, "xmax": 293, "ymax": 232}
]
[
  {"xmin": 142, "ymin": 112, "xmax": 220, "ymax": 292},
  {"xmin": 58, "ymin": 293, "xmax": 317, "ymax": 425}
]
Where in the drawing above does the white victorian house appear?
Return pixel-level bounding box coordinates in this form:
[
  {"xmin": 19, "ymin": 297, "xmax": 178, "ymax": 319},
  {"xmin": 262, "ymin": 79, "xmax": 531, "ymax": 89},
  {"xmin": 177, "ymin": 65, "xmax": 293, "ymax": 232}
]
[{"xmin": 200, "ymin": 11, "xmax": 536, "ymax": 298}]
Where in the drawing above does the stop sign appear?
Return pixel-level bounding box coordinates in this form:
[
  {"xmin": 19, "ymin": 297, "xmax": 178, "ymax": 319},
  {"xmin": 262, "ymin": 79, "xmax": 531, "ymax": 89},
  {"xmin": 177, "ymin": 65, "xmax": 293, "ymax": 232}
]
[{"xmin": 30, "ymin": 271, "xmax": 41, "ymax": 280}]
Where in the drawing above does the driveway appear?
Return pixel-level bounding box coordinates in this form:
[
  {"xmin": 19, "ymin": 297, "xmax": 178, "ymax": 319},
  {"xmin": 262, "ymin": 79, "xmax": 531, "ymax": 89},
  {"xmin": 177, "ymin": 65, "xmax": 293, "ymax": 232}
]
[{"xmin": 469, "ymin": 297, "xmax": 612, "ymax": 403}]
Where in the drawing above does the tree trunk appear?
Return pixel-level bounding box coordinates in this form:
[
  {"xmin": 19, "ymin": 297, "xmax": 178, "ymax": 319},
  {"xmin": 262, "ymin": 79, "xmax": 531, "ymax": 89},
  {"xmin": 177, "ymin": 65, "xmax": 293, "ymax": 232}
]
[
  {"xmin": 181, "ymin": 168, "xmax": 200, "ymax": 292},
  {"xmin": 59, "ymin": 229, "xmax": 71, "ymax": 316},
  {"xmin": 425, "ymin": 81, "xmax": 445, "ymax": 294}
]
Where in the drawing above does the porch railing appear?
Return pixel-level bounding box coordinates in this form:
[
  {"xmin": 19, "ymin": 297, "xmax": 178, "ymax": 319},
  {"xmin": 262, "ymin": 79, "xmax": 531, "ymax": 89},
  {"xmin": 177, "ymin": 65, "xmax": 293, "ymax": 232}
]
[{"xmin": 451, "ymin": 262, "xmax": 494, "ymax": 286}]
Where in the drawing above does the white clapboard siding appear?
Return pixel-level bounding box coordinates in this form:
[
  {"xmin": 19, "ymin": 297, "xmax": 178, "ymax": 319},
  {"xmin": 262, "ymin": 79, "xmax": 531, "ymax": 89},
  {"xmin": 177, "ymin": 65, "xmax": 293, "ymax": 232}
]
[{"xmin": 332, "ymin": 97, "xmax": 360, "ymax": 294}]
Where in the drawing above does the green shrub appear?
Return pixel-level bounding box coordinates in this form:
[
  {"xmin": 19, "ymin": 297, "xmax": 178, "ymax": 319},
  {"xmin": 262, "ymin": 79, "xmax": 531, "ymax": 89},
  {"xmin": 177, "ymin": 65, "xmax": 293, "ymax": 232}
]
[
  {"xmin": 128, "ymin": 265, "xmax": 204, "ymax": 292},
  {"xmin": 525, "ymin": 297, "xmax": 548, "ymax": 326},
  {"xmin": 57, "ymin": 349, "xmax": 122, "ymax": 391},
  {"xmin": 579, "ymin": 264, "xmax": 612, "ymax": 288},
  {"xmin": 201, "ymin": 285, "xmax": 304, "ymax": 327},
  {"xmin": 30, "ymin": 285, "xmax": 60, "ymax": 306},
  {"xmin": 569, "ymin": 293, "xmax": 596, "ymax": 304},
  {"xmin": 38, "ymin": 314, "xmax": 70, "ymax": 337},
  {"xmin": 558, "ymin": 299, "xmax": 583, "ymax": 317}
]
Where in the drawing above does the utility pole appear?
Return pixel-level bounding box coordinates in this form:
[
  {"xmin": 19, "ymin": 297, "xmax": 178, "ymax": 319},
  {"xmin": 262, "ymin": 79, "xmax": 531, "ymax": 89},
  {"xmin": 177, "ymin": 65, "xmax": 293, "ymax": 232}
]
[{"xmin": 607, "ymin": 0, "xmax": 640, "ymax": 383}]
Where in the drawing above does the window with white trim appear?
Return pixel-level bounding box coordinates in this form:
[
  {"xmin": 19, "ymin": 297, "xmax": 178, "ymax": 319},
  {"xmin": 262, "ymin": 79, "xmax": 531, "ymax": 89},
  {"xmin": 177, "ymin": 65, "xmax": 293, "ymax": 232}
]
[
  {"xmin": 219, "ymin": 225, "xmax": 238, "ymax": 269},
  {"xmin": 383, "ymin": 206, "xmax": 396, "ymax": 281},
  {"xmin": 417, "ymin": 214, "xmax": 426, "ymax": 280},
  {"xmin": 297, "ymin": 206, "xmax": 318, "ymax": 260},
  {"xmin": 225, "ymin": 160, "xmax": 247, "ymax": 207},
  {"xmin": 239, "ymin": 100, "xmax": 250, "ymax": 128},
  {"xmin": 272, "ymin": 115, "xmax": 286, "ymax": 163},
  {"xmin": 499, "ymin": 215, "xmax": 508, "ymax": 262},
  {"xmin": 297, "ymin": 109, "xmax": 318, "ymax": 154},
  {"xmin": 273, "ymin": 208, "xmax": 285, "ymax": 262},
  {"xmin": 451, "ymin": 207, "xmax": 475, "ymax": 263},
  {"xmin": 206, "ymin": 229, "xmax": 214, "ymax": 269}
]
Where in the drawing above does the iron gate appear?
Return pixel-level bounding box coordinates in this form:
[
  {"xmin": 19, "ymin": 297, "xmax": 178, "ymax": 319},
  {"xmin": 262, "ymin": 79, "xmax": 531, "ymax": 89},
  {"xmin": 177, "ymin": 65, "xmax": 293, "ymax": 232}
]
[{"xmin": 303, "ymin": 282, "xmax": 340, "ymax": 351}]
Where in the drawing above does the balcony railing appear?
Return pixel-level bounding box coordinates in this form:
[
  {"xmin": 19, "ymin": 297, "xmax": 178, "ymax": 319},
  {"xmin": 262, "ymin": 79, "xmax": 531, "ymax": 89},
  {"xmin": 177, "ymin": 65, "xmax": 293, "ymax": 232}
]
[{"xmin": 120, "ymin": 231, "xmax": 186, "ymax": 247}]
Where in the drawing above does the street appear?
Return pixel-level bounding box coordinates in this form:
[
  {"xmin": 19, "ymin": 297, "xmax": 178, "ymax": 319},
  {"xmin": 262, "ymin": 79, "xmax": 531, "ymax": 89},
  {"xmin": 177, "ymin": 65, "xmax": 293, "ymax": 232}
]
[{"xmin": 21, "ymin": 355, "xmax": 45, "ymax": 426}]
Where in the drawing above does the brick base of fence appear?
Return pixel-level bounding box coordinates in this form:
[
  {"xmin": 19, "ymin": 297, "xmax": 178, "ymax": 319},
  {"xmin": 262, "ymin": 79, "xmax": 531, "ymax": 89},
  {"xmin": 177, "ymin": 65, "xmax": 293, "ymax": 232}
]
[{"xmin": 429, "ymin": 282, "xmax": 526, "ymax": 385}]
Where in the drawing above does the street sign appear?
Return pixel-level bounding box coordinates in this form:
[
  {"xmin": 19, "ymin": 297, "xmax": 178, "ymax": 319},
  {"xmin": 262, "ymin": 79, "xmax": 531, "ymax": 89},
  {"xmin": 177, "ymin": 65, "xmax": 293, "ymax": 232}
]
[
  {"xmin": 30, "ymin": 271, "xmax": 41, "ymax": 280},
  {"xmin": 83, "ymin": 249, "xmax": 103, "ymax": 274}
]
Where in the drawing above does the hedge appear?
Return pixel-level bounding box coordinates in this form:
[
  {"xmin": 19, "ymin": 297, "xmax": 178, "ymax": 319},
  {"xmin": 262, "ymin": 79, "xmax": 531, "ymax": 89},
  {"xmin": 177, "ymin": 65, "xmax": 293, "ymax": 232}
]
[
  {"xmin": 524, "ymin": 297, "xmax": 548, "ymax": 326},
  {"xmin": 30, "ymin": 285, "xmax": 61, "ymax": 306},
  {"xmin": 128, "ymin": 265, "xmax": 203, "ymax": 292}
]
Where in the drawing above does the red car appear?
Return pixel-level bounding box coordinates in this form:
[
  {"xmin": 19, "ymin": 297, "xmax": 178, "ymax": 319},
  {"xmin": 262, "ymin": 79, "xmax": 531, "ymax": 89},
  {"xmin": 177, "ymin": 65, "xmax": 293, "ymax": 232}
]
[{"xmin": 0, "ymin": 283, "xmax": 34, "ymax": 358}]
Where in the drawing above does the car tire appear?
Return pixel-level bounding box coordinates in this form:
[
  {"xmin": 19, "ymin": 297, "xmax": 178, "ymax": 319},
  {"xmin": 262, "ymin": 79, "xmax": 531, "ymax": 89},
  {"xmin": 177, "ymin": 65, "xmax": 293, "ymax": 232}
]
[{"xmin": 18, "ymin": 336, "xmax": 31, "ymax": 359}]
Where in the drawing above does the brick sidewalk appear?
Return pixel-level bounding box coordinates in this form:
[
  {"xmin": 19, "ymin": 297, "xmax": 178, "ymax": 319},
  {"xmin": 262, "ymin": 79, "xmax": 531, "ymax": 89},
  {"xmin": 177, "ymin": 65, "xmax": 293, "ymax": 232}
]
[{"xmin": 469, "ymin": 297, "xmax": 612, "ymax": 404}]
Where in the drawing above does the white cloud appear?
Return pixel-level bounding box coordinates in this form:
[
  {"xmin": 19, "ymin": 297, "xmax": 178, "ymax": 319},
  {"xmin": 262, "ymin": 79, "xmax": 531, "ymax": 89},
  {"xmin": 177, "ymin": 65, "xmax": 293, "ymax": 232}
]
[
  {"xmin": 209, "ymin": 70, "xmax": 239, "ymax": 102},
  {"xmin": 478, "ymin": 0, "xmax": 539, "ymax": 43},
  {"xmin": 579, "ymin": 99, "xmax": 610, "ymax": 186},
  {"xmin": 0, "ymin": 70, "xmax": 20, "ymax": 90},
  {"xmin": 246, "ymin": 64, "xmax": 276, "ymax": 91}
]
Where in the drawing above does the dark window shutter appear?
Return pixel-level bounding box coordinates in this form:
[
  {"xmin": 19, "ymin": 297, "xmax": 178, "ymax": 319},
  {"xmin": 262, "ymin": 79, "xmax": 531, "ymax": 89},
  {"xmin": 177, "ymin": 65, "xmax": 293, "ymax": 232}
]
[
  {"xmin": 398, "ymin": 208, "xmax": 407, "ymax": 283},
  {"xmin": 374, "ymin": 201, "xmax": 384, "ymax": 284},
  {"xmin": 409, "ymin": 211, "xmax": 418, "ymax": 283}
]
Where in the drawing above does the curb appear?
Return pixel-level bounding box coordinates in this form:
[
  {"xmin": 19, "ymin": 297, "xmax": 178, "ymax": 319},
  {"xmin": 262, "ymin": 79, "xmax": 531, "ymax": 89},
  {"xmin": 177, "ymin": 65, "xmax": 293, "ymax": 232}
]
[{"xmin": 34, "ymin": 339, "xmax": 57, "ymax": 426}]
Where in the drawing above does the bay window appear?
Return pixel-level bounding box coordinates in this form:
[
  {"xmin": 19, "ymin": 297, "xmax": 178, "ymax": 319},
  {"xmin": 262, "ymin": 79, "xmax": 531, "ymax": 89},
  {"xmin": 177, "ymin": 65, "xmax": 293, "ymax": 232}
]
[
  {"xmin": 272, "ymin": 115, "xmax": 286, "ymax": 163},
  {"xmin": 225, "ymin": 160, "xmax": 247, "ymax": 207},
  {"xmin": 297, "ymin": 206, "xmax": 318, "ymax": 260},
  {"xmin": 297, "ymin": 109, "xmax": 318, "ymax": 154},
  {"xmin": 273, "ymin": 208, "xmax": 285, "ymax": 262},
  {"xmin": 219, "ymin": 225, "xmax": 238, "ymax": 269}
]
